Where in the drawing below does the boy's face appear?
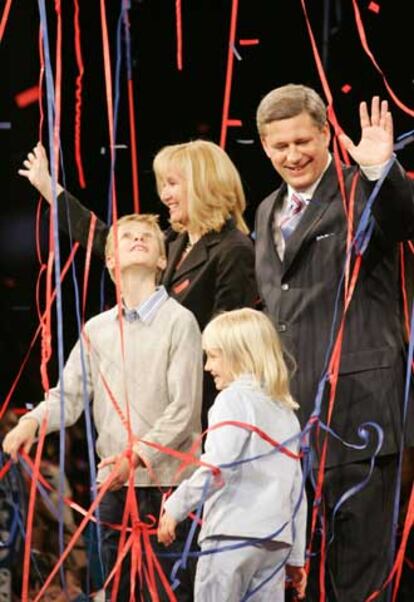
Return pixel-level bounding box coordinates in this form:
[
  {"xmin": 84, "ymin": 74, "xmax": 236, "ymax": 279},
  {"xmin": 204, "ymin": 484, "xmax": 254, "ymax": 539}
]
[
  {"xmin": 106, "ymin": 222, "xmax": 166, "ymax": 274},
  {"xmin": 204, "ymin": 348, "xmax": 233, "ymax": 390}
]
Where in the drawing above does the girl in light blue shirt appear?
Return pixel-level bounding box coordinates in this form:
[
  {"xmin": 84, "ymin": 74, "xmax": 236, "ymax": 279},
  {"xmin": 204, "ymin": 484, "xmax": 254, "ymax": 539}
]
[{"xmin": 158, "ymin": 307, "xmax": 307, "ymax": 601}]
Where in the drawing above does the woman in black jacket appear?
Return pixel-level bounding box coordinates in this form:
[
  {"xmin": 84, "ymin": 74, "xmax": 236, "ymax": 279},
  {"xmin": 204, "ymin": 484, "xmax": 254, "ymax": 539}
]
[{"xmin": 20, "ymin": 140, "xmax": 258, "ymax": 425}]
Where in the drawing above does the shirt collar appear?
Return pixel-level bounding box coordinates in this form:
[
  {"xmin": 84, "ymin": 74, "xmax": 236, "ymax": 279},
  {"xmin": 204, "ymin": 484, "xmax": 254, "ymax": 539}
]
[
  {"xmin": 109, "ymin": 285, "xmax": 169, "ymax": 324},
  {"xmin": 228, "ymin": 373, "xmax": 266, "ymax": 392}
]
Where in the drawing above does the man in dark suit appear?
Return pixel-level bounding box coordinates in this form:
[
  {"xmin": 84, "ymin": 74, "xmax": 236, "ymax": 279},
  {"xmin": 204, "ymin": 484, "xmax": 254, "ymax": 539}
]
[{"xmin": 254, "ymin": 84, "xmax": 414, "ymax": 601}]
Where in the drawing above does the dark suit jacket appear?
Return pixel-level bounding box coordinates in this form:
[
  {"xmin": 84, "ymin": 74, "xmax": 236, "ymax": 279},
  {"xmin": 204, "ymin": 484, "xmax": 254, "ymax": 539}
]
[{"xmin": 255, "ymin": 160, "xmax": 414, "ymax": 467}]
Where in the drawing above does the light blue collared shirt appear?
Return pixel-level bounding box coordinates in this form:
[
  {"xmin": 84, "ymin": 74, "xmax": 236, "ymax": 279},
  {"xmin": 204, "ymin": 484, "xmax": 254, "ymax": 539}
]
[{"xmin": 109, "ymin": 285, "xmax": 169, "ymax": 324}]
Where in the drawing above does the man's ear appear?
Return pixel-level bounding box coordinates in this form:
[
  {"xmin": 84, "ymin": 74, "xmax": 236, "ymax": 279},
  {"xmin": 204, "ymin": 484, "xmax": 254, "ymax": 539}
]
[
  {"xmin": 260, "ymin": 136, "xmax": 272, "ymax": 159},
  {"xmin": 323, "ymin": 122, "xmax": 331, "ymax": 148},
  {"xmin": 157, "ymin": 255, "xmax": 167, "ymax": 271}
]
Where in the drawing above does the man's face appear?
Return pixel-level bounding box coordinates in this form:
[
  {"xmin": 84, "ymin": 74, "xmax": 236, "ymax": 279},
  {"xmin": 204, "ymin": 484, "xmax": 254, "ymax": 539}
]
[
  {"xmin": 106, "ymin": 222, "xmax": 166, "ymax": 274},
  {"xmin": 260, "ymin": 111, "xmax": 330, "ymax": 192}
]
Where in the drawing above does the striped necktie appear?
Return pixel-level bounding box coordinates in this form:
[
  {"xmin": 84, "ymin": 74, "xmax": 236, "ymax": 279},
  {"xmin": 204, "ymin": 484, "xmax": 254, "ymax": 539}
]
[{"xmin": 280, "ymin": 193, "xmax": 306, "ymax": 240}]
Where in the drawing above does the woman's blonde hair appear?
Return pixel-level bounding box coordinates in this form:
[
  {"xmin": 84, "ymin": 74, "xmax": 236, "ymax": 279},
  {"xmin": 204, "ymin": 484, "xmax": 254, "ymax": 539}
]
[
  {"xmin": 105, "ymin": 214, "xmax": 166, "ymax": 283},
  {"xmin": 202, "ymin": 308, "xmax": 298, "ymax": 410},
  {"xmin": 153, "ymin": 139, "xmax": 249, "ymax": 236}
]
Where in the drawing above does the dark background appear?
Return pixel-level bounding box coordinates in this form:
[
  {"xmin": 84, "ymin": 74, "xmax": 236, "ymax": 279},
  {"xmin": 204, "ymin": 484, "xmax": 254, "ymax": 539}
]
[{"xmin": 0, "ymin": 0, "xmax": 413, "ymax": 408}]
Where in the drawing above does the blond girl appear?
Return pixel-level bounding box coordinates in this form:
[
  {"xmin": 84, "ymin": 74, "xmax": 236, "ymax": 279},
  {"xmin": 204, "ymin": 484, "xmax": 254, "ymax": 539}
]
[{"xmin": 158, "ymin": 308, "xmax": 307, "ymax": 601}]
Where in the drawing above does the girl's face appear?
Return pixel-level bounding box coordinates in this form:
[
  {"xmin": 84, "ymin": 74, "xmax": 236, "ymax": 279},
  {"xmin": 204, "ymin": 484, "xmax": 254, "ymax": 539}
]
[
  {"xmin": 204, "ymin": 348, "xmax": 234, "ymax": 390},
  {"xmin": 159, "ymin": 168, "xmax": 189, "ymax": 226}
]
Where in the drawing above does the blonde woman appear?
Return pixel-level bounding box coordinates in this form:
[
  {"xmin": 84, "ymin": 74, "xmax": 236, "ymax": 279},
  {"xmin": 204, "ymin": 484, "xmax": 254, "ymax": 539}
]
[
  {"xmin": 20, "ymin": 139, "xmax": 257, "ymax": 426},
  {"xmin": 153, "ymin": 140, "xmax": 256, "ymax": 332},
  {"xmin": 158, "ymin": 308, "xmax": 307, "ymax": 602}
]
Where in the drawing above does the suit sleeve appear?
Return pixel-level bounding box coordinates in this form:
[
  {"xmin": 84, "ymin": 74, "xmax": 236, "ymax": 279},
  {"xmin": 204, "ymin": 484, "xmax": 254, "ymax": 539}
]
[
  {"xmin": 56, "ymin": 190, "xmax": 109, "ymax": 260},
  {"xmin": 213, "ymin": 238, "xmax": 258, "ymax": 315},
  {"xmin": 163, "ymin": 392, "xmax": 251, "ymax": 522},
  {"xmin": 370, "ymin": 160, "xmax": 414, "ymax": 241}
]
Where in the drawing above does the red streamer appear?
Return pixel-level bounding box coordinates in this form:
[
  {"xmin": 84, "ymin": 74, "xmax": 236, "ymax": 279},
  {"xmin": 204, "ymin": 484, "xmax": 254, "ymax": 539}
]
[
  {"xmin": 220, "ymin": 0, "xmax": 239, "ymax": 148},
  {"xmin": 351, "ymin": 0, "xmax": 414, "ymax": 117},
  {"xmin": 14, "ymin": 85, "xmax": 39, "ymax": 108},
  {"xmin": 73, "ymin": 0, "xmax": 86, "ymax": 188},
  {"xmin": 238, "ymin": 38, "xmax": 259, "ymax": 46},
  {"xmin": 0, "ymin": 0, "xmax": 12, "ymax": 43},
  {"xmin": 0, "ymin": 244, "xmax": 79, "ymax": 423},
  {"xmin": 127, "ymin": 78, "xmax": 140, "ymax": 213},
  {"xmin": 175, "ymin": 0, "xmax": 183, "ymax": 71}
]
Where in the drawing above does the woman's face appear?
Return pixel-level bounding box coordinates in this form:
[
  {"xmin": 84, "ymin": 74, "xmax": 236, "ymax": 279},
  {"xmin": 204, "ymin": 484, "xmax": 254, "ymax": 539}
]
[{"xmin": 159, "ymin": 168, "xmax": 189, "ymax": 227}]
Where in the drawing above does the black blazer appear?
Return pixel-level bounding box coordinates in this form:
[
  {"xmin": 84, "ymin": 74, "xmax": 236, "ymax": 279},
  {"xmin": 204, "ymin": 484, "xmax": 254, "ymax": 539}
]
[
  {"xmin": 162, "ymin": 221, "xmax": 257, "ymax": 331},
  {"xmin": 255, "ymin": 160, "xmax": 414, "ymax": 466},
  {"xmin": 56, "ymin": 192, "xmax": 258, "ymax": 331}
]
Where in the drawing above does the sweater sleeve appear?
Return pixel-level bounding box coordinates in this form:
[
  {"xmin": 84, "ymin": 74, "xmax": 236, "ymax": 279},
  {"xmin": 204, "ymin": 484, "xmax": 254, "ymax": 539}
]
[
  {"xmin": 370, "ymin": 160, "xmax": 414, "ymax": 241},
  {"xmin": 133, "ymin": 311, "xmax": 203, "ymax": 466},
  {"xmin": 22, "ymin": 334, "xmax": 93, "ymax": 434}
]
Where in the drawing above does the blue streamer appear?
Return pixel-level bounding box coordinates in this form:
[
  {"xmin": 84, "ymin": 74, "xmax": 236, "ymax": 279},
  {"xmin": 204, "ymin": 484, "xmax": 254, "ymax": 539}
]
[{"xmin": 36, "ymin": 0, "xmax": 68, "ymax": 590}]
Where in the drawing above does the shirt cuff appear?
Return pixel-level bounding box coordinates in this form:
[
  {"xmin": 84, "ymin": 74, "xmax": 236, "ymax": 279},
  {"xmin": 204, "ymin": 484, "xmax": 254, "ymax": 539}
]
[{"xmin": 360, "ymin": 154, "xmax": 395, "ymax": 181}]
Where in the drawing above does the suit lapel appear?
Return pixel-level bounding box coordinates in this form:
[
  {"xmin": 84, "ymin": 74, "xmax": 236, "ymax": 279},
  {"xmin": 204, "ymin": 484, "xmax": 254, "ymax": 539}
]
[
  {"xmin": 172, "ymin": 238, "xmax": 209, "ymax": 281},
  {"xmin": 162, "ymin": 233, "xmax": 187, "ymax": 287},
  {"xmin": 163, "ymin": 220, "xmax": 235, "ymax": 297},
  {"xmin": 164, "ymin": 227, "xmax": 225, "ymax": 289},
  {"xmin": 264, "ymin": 188, "xmax": 284, "ymax": 269},
  {"xmin": 283, "ymin": 164, "xmax": 339, "ymax": 273},
  {"xmin": 254, "ymin": 189, "xmax": 285, "ymax": 320}
]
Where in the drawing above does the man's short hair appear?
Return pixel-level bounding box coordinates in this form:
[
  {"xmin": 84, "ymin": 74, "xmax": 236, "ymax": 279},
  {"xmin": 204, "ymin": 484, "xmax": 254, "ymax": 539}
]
[{"xmin": 256, "ymin": 83, "xmax": 327, "ymax": 136}]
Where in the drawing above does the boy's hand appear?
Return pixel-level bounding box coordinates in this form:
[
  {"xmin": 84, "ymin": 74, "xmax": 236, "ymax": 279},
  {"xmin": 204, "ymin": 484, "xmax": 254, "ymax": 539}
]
[
  {"xmin": 286, "ymin": 564, "xmax": 307, "ymax": 600},
  {"xmin": 2, "ymin": 418, "xmax": 38, "ymax": 462},
  {"xmin": 157, "ymin": 511, "xmax": 177, "ymax": 546},
  {"xmin": 18, "ymin": 142, "xmax": 63, "ymax": 203},
  {"xmin": 98, "ymin": 451, "xmax": 141, "ymax": 491}
]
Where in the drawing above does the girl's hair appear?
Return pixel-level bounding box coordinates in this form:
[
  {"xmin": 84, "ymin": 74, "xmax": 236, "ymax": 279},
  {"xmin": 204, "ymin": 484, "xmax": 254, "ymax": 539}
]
[
  {"xmin": 153, "ymin": 139, "xmax": 249, "ymax": 236},
  {"xmin": 202, "ymin": 308, "xmax": 298, "ymax": 410}
]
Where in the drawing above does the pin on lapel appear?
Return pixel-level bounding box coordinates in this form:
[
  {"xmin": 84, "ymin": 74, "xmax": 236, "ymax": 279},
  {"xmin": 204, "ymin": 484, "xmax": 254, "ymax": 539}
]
[{"xmin": 173, "ymin": 278, "xmax": 190, "ymax": 294}]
